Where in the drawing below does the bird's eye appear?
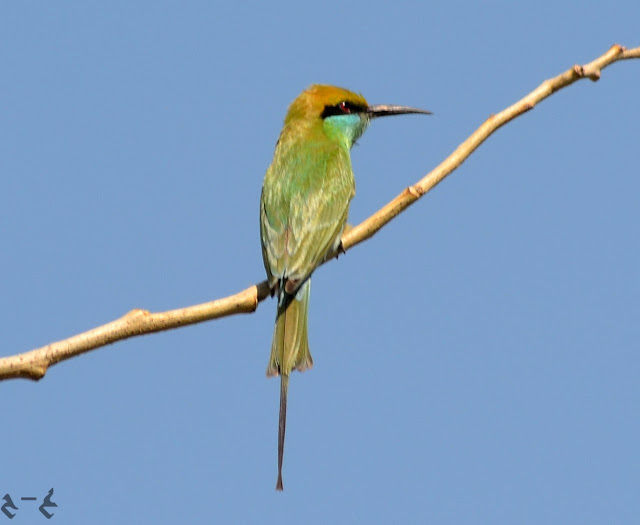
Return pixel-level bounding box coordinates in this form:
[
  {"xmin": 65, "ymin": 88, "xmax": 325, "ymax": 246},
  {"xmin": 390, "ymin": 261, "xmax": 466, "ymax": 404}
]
[
  {"xmin": 321, "ymin": 101, "xmax": 360, "ymax": 119},
  {"xmin": 339, "ymin": 101, "xmax": 351, "ymax": 113}
]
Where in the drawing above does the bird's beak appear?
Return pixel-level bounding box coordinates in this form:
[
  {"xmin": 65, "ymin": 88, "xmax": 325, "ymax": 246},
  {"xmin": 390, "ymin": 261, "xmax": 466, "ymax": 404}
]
[{"xmin": 366, "ymin": 104, "xmax": 432, "ymax": 118}]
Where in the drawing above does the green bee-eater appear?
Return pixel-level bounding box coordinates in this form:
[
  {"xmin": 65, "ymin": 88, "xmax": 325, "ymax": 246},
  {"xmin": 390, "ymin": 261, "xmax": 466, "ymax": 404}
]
[{"xmin": 260, "ymin": 84, "xmax": 430, "ymax": 490}]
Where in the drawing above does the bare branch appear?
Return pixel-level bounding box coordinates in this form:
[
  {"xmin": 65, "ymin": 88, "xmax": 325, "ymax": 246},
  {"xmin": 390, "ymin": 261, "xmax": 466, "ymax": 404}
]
[
  {"xmin": 341, "ymin": 44, "xmax": 640, "ymax": 250},
  {"xmin": 1, "ymin": 44, "xmax": 638, "ymax": 382}
]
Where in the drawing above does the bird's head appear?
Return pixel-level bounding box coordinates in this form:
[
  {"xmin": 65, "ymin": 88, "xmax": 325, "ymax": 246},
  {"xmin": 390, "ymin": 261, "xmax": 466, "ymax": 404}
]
[{"xmin": 283, "ymin": 84, "xmax": 431, "ymax": 148}]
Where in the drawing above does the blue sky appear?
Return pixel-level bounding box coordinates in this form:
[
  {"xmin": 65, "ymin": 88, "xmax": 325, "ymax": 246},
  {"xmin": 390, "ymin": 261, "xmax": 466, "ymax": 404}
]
[{"xmin": 2, "ymin": 2, "xmax": 638, "ymax": 523}]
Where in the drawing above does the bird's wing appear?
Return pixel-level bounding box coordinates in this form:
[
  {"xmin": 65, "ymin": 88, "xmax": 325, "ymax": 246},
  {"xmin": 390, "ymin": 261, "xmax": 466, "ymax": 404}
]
[{"xmin": 260, "ymin": 141, "xmax": 354, "ymax": 293}]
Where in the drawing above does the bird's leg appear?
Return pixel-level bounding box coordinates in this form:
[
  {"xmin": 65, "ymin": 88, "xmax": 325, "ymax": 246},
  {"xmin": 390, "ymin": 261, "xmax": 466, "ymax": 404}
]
[
  {"xmin": 334, "ymin": 223, "xmax": 353, "ymax": 259},
  {"xmin": 269, "ymin": 278, "xmax": 286, "ymax": 300}
]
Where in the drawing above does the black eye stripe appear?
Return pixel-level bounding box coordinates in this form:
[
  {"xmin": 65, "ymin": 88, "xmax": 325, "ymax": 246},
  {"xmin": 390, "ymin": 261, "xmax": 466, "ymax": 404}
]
[{"xmin": 321, "ymin": 101, "xmax": 367, "ymax": 119}]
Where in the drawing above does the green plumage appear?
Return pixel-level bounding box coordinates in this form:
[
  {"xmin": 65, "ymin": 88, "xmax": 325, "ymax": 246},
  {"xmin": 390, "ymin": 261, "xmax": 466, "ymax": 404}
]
[
  {"xmin": 261, "ymin": 129, "xmax": 355, "ymax": 305},
  {"xmin": 260, "ymin": 84, "xmax": 430, "ymax": 490},
  {"xmin": 260, "ymin": 86, "xmax": 364, "ymax": 491}
]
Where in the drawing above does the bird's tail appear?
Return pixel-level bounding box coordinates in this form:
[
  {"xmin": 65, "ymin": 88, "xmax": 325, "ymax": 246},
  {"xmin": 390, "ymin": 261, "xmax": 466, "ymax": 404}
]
[
  {"xmin": 267, "ymin": 279, "xmax": 313, "ymax": 491},
  {"xmin": 276, "ymin": 373, "xmax": 288, "ymax": 491},
  {"xmin": 266, "ymin": 279, "xmax": 313, "ymax": 377}
]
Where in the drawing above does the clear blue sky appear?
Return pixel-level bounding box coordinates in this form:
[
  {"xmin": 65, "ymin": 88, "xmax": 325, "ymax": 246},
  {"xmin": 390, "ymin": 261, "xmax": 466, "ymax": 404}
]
[{"xmin": 2, "ymin": 2, "xmax": 638, "ymax": 523}]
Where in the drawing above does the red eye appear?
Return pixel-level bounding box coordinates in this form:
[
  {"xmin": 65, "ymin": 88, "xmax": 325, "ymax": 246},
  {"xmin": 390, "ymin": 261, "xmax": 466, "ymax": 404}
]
[{"xmin": 339, "ymin": 101, "xmax": 351, "ymax": 113}]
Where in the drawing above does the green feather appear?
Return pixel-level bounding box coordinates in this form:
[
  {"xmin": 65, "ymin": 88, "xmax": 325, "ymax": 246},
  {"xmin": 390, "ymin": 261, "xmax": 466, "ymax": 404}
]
[{"xmin": 259, "ymin": 84, "xmax": 429, "ymax": 490}]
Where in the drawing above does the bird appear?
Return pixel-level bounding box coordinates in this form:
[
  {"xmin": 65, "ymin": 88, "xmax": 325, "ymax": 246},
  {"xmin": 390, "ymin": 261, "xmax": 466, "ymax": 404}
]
[{"xmin": 260, "ymin": 84, "xmax": 430, "ymax": 490}]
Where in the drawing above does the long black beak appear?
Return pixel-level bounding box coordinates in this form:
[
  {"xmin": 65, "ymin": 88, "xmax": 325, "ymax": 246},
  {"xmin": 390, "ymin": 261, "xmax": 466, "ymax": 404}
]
[{"xmin": 366, "ymin": 104, "xmax": 432, "ymax": 118}]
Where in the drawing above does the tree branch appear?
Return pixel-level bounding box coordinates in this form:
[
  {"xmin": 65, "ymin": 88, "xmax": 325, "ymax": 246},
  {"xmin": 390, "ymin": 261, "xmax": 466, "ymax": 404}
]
[{"xmin": 2, "ymin": 44, "xmax": 638, "ymax": 382}]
